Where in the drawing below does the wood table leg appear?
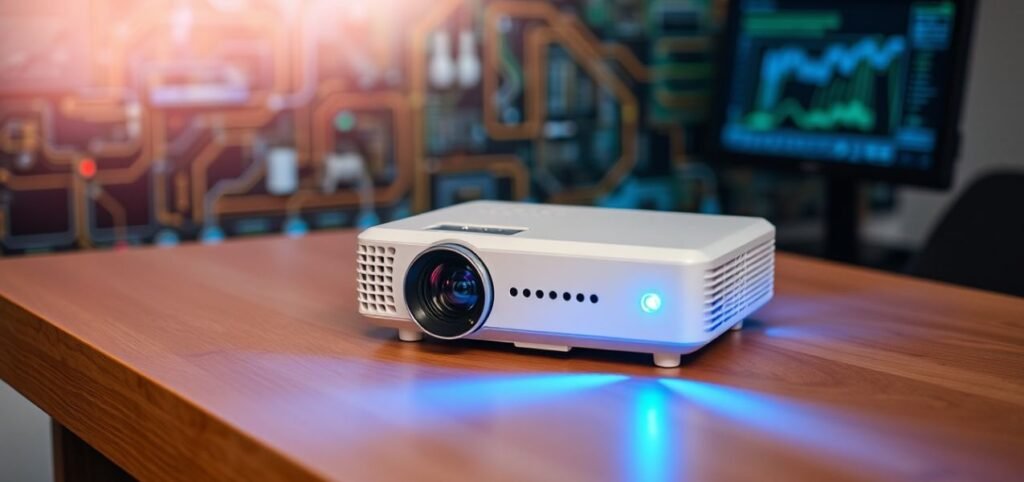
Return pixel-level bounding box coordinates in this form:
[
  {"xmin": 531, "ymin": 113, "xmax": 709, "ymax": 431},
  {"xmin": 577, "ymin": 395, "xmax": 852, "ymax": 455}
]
[{"xmin": 52, "ymin": 420, "xmax": 134, "ymax": 482}]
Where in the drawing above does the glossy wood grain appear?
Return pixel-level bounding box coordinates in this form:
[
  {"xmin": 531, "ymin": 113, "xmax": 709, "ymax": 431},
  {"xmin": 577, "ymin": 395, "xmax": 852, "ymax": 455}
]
[{"xmin": 1, "ymin": 232, "xmax": 1022, "ymax": 482}]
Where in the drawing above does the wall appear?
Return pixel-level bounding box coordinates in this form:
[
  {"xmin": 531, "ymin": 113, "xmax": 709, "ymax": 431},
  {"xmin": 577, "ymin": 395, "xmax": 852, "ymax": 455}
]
[
  {"xmin": 0, "ymin": 382, "xmax": 52, "ymax": 482},
  {"xmin": 868, "ymin": 0, "xmax": 1024, "ymax": 246}
]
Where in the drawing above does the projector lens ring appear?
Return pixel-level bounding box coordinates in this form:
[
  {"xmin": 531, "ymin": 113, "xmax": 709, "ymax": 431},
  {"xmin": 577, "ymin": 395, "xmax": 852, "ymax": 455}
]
[{"xmin": 404, "ymin": 243, "xmax": 493, "ymax": 339}]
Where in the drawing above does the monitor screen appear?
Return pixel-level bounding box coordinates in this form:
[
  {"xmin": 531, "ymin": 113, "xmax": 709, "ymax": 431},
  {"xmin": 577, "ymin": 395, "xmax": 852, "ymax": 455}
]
[{"xmin": 710, "ymin": 0, "xmax": 974, "ymax": 187}]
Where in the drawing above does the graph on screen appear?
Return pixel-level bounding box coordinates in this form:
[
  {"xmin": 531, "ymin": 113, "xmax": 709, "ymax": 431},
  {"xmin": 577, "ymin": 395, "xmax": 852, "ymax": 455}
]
[
  {"xmin": 719, "ymin": 1, "xmax": 959, "ymax": 170},
  {"xmin": 745, "ymin": 36, "xmax": 906, "ymax": 134}
]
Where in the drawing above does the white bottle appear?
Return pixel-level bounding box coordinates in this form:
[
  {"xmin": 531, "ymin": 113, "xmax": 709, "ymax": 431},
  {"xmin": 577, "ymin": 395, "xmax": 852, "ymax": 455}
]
[
  {"xmin": 321, "ymin": 151, "xmax": 365, "ymax": 194},
  {"xmin": 265, "ymin": 147, "xmax": 298, "ymax": 195},
  {"xmin": 457, "ymin": 30, "xmax": 481, "ymax": 88},
  {"xmin": 428, "ymin": 31, "xmax": 456, "ymax": 89}
]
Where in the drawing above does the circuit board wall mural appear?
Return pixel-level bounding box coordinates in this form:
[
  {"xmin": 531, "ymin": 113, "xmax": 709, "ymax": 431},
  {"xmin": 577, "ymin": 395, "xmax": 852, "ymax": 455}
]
[{"xmin": 0, "ymin": 0, "xmax": 732, "ymax": 253}]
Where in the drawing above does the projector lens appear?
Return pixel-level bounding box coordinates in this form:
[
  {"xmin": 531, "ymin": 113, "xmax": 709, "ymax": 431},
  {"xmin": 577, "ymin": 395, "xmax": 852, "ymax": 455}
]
[
  {"xmin": 430, "ymin": 265, "xmax": 479, "ymax": 312},
  {"xmin": 405, "ymin": 244, "xmax": 492, "ymax": 339}
]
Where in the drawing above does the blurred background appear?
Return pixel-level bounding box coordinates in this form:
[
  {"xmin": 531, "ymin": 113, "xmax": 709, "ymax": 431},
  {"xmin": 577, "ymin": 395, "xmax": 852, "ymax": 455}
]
[{"xmin": 1, "ymin": 0, "xmax": 1021, "ymax": 480}]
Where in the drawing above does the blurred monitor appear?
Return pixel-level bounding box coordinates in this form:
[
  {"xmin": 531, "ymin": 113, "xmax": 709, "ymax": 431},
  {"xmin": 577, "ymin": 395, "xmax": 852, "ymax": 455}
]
[{"xmin": 709, "ymin": 0, "xmax": 976, "ymax": 187}]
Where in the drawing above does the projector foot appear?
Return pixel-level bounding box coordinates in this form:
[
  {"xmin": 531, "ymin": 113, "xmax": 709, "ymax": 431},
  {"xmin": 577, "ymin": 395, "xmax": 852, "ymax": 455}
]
[
  {"xmin": 731, "ymin": 320, "xmax": 744, "ymax": 331},
  {"xmin": 397, "ymin": 329, "xmax": 423, "ymax": 342},
  {"xmin": 653, "ymin": 353, "xmax": 681, "ymax": 368}
]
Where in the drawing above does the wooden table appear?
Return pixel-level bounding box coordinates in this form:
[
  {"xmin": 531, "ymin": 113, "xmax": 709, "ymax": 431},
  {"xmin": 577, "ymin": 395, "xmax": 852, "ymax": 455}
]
[{"xmin": 1, "ymin": 232, "xmax": 1022, "ymax": 482}]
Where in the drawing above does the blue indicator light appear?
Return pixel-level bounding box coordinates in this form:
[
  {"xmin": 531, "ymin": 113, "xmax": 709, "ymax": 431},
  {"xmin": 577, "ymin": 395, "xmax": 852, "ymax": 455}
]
[{"xmin": 641, "ymin": 293, "xmax": 662, "ymax": 314}]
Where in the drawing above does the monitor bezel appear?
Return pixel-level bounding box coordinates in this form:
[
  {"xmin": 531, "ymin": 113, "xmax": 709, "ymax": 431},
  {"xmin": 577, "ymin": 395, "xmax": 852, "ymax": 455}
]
[{"xmin": 706, "ymin": 0, "xmax": 977, "ymax": 189}]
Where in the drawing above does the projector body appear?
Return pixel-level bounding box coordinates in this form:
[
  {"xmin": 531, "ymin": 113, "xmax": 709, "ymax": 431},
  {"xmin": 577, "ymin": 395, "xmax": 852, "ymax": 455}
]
[{"xmin": 357, "ymin": 201, "xmax": 775, "ymax": 367}]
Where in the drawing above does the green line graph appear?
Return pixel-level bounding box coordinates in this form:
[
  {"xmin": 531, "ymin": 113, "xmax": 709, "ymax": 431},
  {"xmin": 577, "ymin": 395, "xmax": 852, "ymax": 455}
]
[
  {"xmin": 746, "ymin": 98, "xmax": 875, "ymax": 131},
  {"xmin": 744, "ymin": 41, "xmax": 904, "ymax": 133}
]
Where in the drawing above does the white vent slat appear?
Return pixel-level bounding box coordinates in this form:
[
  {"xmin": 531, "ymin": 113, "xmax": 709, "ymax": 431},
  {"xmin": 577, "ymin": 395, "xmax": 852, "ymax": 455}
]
[
  {"xmin": 705, "ymin": 282, "xmax": 773, "ymax": 322},
  {"xmin": 704, "ymin": 278, "xmax": 774, "ymax": 317},
  {"xmin": 705, "ymin": 240, "xmax": 774, "ymax": 280},
  {"xmin": 705, "ymin": 283, "xmax": 773, "ymax": 327},
  {"xmin": 704, "ymin": 253, "xmax": 774, "ymax": 298},
  {"xmin": 357, "ymin": 243, "xmax": 398, "ymax": 314},
  {"xmin": 709, "ymin": 239, "xmax": 773, "ymax": 267},
  {"xmin": 704, "ymin": 267, "xmax": 773, "ymax": 311},
  {"xmin": 710, "ymin": 262, "xmax": 772, "ymax": 297},
  {"xmin": 706, "ymin": 276, "xmax": 773, "ymax": 313},
  {"xmin": 702, "ymin": 240, "xmax": 775, "ymax": 331}
]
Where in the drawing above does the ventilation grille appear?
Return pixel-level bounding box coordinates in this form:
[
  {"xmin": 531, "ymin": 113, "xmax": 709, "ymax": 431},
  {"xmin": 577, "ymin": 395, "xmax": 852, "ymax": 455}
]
[
  {"xmin": 357, "ymin": 243, "xmax": 397, "ymax": 314},
  {"xmin": 703, "ymin": 240, "xmax": 774, "ymax": 332}
]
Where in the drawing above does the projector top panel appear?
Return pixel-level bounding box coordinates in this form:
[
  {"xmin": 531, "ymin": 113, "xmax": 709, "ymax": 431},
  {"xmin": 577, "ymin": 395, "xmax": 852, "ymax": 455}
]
[{"xmin": 371, "ymin": 201, "xmax": 773, "ymax": 255}]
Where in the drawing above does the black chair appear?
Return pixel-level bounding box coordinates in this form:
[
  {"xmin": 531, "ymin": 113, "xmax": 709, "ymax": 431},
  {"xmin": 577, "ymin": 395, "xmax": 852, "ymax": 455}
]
[{"xmin": 909, "ymin": 171, "xmax": 1024, "ymax": 297}]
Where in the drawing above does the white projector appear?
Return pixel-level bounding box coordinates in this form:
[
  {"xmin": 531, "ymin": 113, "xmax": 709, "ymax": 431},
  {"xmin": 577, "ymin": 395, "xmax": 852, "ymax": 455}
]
[{"xmin": 357, "ymin": 201, "xmax": 775, "ymax": 367}]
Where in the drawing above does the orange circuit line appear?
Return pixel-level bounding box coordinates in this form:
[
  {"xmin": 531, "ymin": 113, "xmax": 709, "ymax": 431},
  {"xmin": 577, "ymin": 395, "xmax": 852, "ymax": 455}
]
[
  {"xmin": 153, "ymin": 171, "xmax": 180, "ymax": 227},
  {"xmin": 602, "ymin": 43, "xmax": 652, "ymax": 83},
  {"xmin": 153, "ymin": 163, "xmax": 185, "ymax": 228},
  {"xmin": 152, "ymin": 110, "xmax": 184, "ymax": 227},
  {"xmin": 94, "ymin": 107, "xmax": 153, "ymax": 185},
  {"xmin": 285, "ymin": 189, "xmax": 314, "ymax": 217},
  {"xmin": 88, "ymin": 104, "xmax": 152, "ymax": 160},
  {"xmin": 217, "ymin": 91, "xmax": 415, "ymax": 216},
  {"xmin": 5, "ymin": 98, "xmax": 139, "ymax": 177},
  {"xmin": 438, "ymin": 154, "xmax": 530, "ymax": 201},
  {"xmin": 94, "ymin": 188, "xmax": 128, "ymax": 243},
  {"xmin": 499, "ymin": 1, "xmax": 634, "ymax": 202},
  {"xmin": 207, "ymin": 146, "xmax": 267, "ymax": 218},
  {"xmin": 552, "ymin": 17, "xmax": 638, "ymax": 203},
  {"xmin": 411, "ymin": 0, "xmax": 465, "ymax": 212},
  {"xmin": 310, "ymin": 92, "xmax": 411, "ymax": 202},
  {"xmin": 293, "ymin": 105, "xmax": 313, "ymax": 166},
  {"xmin": 34, "ymin": 117, "xmax": 81, "ymax": 166},
  {"xmin": 189, "ymin": 131, "xmax": 254, "ymax": 223},
  {"xmin": 481, "ymin": 13, "xmax": 548, "ymax": 141},
  {"xmin": 651, "ymin": 37, "xmax": 713, "ymax": 109},
  {"xmin": 653, "ymin": 123, "xmax": 688, "ymax": 167},
  {"xmin": 479, "ymin": 2, "xmax": 552, "ymax": 141},
  {"xmin": 71, "ymin": 174, "xmax": 92, "ymax": 249},
  {"xmin": 100, "ymin": 0, "xmax": 177, "ymax": 89},
  {"xmin": 477, "ymin": 0, "xmax": 634, "ymax": 203},
  {"xmin": 175, "ymin": 172, "xmax": 189, "ymax": 215},
  {"xmin": 1, "ymin": 169, "xmax": 70, "ymax": 191},
  {"xmin": 59, "ymin": 97, "xmax": 128, "ymax": 123}
]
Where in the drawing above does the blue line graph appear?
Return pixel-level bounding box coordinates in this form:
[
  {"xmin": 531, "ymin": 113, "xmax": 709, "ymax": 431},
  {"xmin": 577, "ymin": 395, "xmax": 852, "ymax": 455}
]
[{"xmin": 757, "ymin": 36, "xmax": 907, "ymax": 110}]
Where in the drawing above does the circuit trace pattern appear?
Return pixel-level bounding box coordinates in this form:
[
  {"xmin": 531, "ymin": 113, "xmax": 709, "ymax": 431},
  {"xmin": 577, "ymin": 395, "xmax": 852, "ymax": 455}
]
[{"xmin": 0, "ymin": 0, "xmax": 725, "ymax": 253}]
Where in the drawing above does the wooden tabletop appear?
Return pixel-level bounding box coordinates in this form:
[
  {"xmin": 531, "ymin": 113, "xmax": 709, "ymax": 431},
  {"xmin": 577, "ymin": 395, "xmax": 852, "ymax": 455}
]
[{"xmin": 1, "ymin": 232, "xmax": 1022, "ymax": 482}]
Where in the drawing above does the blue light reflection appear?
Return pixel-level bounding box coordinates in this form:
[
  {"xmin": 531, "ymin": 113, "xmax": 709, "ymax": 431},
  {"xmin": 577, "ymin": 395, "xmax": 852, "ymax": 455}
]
[
  {"xmin": 629, "ymin": 383, "xmax": 674, "ymax": 482},
  {"xmin": 658, "ymin": 378, "xmax": 916, "ymax": 473},
  {"xmin": 405, "ymin": 373, "xmax": 629, "ymax": 410},
  {"xmin": 231, "ymin": 353, "xmax": 631, "ymax": 442},
  {"xmin": 228, "ymin": 352, "xmax": 940, "ymax": 478},
  {"xmin": 346, "ymin": 372, "xmax": 630, "ymax": 428}
]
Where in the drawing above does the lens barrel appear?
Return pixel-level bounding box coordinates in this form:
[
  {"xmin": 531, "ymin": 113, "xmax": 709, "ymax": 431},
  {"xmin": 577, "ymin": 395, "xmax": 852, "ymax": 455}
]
[{"xmin": 404, "ymin": 244, "xmax": 493, "ymax": 339}]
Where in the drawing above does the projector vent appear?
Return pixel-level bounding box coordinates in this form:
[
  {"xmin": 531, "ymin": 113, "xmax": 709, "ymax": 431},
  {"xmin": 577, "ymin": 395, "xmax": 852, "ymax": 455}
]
[
  {"xmin": 703, "ymin": 240, "xmax": 774, "ymax": 332},
  {"xmin": 357, "ymin": 243, "xmax": 397, "ymax": 314}
]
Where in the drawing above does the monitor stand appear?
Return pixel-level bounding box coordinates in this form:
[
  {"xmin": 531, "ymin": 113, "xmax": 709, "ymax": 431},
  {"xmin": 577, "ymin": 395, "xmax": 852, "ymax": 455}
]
[{"xmin": 824, "ymin": 177, "xmax": 861, "ymax": 263}]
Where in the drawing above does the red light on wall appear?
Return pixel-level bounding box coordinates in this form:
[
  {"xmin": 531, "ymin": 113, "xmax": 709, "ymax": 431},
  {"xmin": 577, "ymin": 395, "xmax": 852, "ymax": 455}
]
[{"xmin": 78, "ymin": 158, "xmax": 97, "ymax": 179}]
